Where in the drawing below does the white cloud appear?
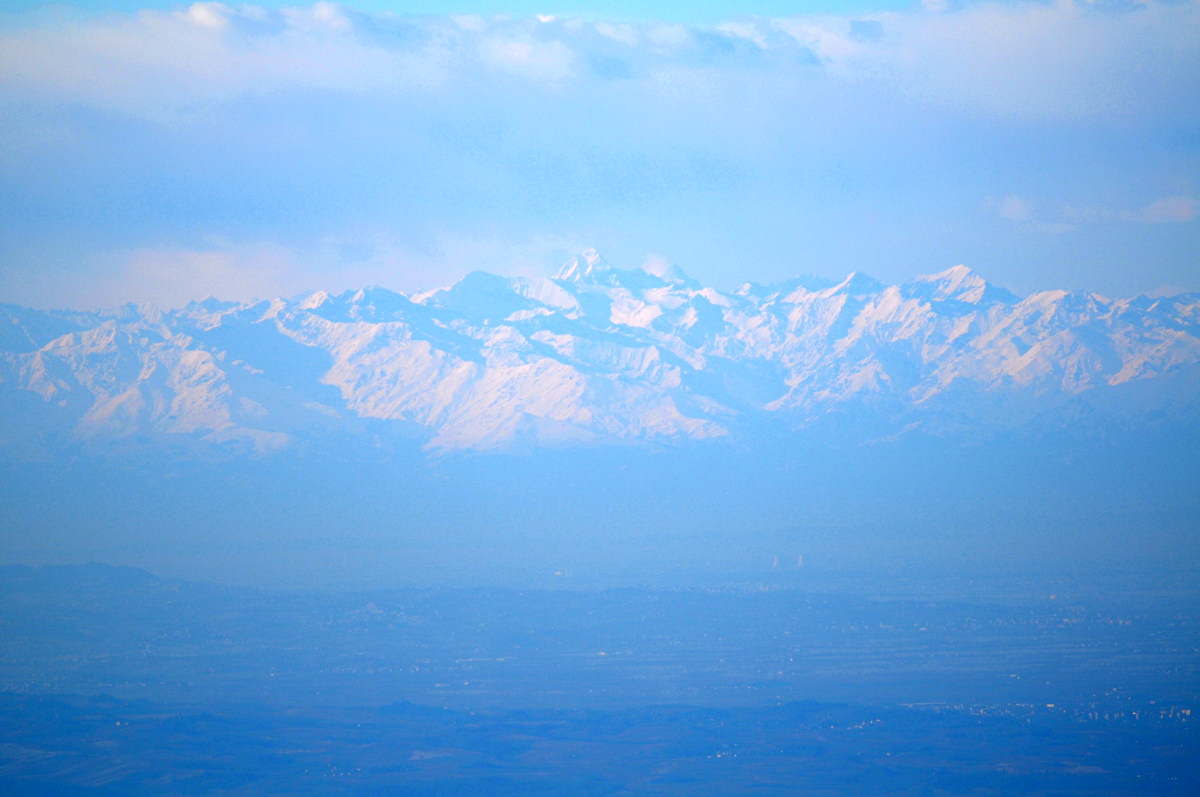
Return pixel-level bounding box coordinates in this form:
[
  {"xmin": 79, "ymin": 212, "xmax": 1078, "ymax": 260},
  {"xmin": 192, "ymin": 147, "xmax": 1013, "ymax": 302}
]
[
  {"xmin": 773, "ymin": 18, "xmax": 867, "ymax": 66},
  {"xmin": 594, "ymin": 21, "xmax": 638, "ymax": 47},
  {"xmin": 644, "ymin": 24, "xmax": 691, "ymax": 51},
  {"xmin": 0, "ymin": 1, "xmax": 1194, "ymax": 126},
  {"xmin": 480, "ymin": 37, "xmax": 576, "ymax": 81},
  {"xmin": 0, "ymin": 2, "xmax": 1196, "ymax": 304},
  {"xmin": 183, "ymin": 2, "xmax": 232, "ymax": 31},
  {"xmin": 450, "ymin": 14, "xmax": 487, "ymax": 33},
  {"xmin": 776, "ymin": 1, "xmax": 1200, "ymax": 122}
]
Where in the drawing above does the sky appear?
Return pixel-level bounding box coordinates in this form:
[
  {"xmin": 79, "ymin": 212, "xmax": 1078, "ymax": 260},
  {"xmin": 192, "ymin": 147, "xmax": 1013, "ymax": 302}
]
[{"xmin": 0, "ymin": 0, "xmax": 1197, "ymax": 309}]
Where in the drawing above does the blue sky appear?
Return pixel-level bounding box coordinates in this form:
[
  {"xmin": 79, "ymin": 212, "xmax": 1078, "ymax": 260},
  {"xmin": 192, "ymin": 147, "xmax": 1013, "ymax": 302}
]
[{"xmin": 1, "ymin": 1, "xmax": 1198, "ymax": 308}]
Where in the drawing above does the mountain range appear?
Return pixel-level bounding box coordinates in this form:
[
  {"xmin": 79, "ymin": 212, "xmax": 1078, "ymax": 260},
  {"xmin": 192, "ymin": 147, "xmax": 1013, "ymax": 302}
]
[{"xmin": 3, "ymin": 250, "xmax": 1199, "ymax": 457}]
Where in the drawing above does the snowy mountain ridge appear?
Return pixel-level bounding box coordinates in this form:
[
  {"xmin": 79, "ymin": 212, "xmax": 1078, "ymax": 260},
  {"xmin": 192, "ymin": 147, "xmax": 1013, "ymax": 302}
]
[{"xmin": 3, "ymin": 251, "xmax": 1199, "ymax": 455}]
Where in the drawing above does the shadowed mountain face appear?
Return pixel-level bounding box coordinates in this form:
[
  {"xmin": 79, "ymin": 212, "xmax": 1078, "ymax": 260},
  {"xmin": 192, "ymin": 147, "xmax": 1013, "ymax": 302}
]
[{"xmin": 1, "ymin": 252, "xmax": 1197, "ymax": 457}]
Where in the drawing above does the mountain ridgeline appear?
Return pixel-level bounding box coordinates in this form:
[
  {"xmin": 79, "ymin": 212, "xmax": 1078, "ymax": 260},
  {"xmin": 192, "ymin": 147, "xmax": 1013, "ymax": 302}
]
[
  {"xmin": 2, "ymin": 252, "xmax": 1200, "ymax": 585},
  {"xmin": 3, "ymin": 251, "xmax": 1198, "ymax": 457}
]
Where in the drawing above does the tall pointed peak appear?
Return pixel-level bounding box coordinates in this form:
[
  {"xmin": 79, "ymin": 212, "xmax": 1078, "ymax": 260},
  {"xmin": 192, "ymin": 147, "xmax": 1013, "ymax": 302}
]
[
  {"xmin": 97, "ymin": 302, "xmax": 164, "ymax": 323},
  {"xmin": 657, "ymin": 263, "xmax": 703, "ymax": 290},
  {"xmin": 553, "ymin": 249, "xmax": 611, "ymax": 281},
  {"xmin": 905, "ymin": 264, "xmax": 1018, "ymax": 305},
  {"xmin": 827, "ymin": 271, "xmax": 883, "ymax": 296},
  {"xmin": 344, "ymin": 285, "xmax": 405, "ymax": 302},
  {"xmin": 190, "ymin": 295, "xmax": 235, "ymax": 312},
  {"xmin": 334, "ymin": 285, "xmax": 410, "ymax": 322},
  {"xmin": 298, "ymin": 290, "xmax": 332, "ymax": 310},
  {"xmin": 915, "ymin": 264, "xmax": 984, "ymax": 291},
  {"xmin": 760, "ymin": 274, "xmax": 838, "ymax": 301}
]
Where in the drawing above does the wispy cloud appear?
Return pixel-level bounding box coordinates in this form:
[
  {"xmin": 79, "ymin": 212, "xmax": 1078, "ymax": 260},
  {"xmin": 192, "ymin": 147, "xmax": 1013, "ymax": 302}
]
[
  {"xmin": 999, "ymin": 191, "xmax": 1198, "ymax": 236},
  {"xmin": 1062, "ymin": 195, "xmax": 1198, "ymax": 226},
  {"xmin": 992, "ymin": 194, "xmax": 1076, "ymax": 234},
  {"xmin": 997, "ymin": 195, "xmax": 1035, "ymax": 223},
  {"xmin": 1127, "ymin": 195, "xmax": 1197, "ymax": 224}
]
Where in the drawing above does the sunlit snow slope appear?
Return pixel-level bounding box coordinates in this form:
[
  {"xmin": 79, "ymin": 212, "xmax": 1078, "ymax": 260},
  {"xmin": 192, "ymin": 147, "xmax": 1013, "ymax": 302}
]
[{"xmin": 3, "ymin": 251, "xmax": 1198, "ymax": 455}]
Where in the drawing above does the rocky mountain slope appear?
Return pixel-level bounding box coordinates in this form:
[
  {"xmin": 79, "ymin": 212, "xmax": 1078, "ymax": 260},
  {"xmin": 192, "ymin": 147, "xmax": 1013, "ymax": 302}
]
[{"xmin": 3, "ymin": 251, "xmax": 1198, "ymax": 455}]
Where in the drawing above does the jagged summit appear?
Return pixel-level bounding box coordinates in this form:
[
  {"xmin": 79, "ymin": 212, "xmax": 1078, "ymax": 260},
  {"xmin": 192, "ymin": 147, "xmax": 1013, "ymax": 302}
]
[
  {"xmin": 736, "ymin": 274, "xmax": 836, "ymax": 300},
  {"xmin": 1, "ymin": 258, "xmax": 1196, "ymax": 454},
  {"xmin": 190, "ymin": 296, "xmax": 237, "ymax": 312},
  {"xmin": 904, "ymin": 265, "xmax": 1019, "ymax": 305},
  {"xmin": 553, "ymin": 249, "xmax": 610, "ymax": 281},
  {"xmin": 826, "ymin": 271, "xmax": 884, "ymax": 297},
  {"xmin": 552, "ymin": 250, "xmax": 664, "ymax": 292},
  {"xmin": 659, "ymin": 263, "xmax": 700, "ymax": 289},
  {"xmin": 415, "ymin": 271, "xmax": 534, "ymax": 322},
  {"xmin": 98, "ymin": 302, "xmax": 165, "ymax": 323}
]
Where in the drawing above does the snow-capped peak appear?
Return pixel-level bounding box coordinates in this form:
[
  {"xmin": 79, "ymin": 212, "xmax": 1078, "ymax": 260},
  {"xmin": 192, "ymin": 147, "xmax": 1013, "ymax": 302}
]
[
  {"xmin": 660, "ymin": 263, "xmax": 700, "ymax": 289},
  {"xmin": 904, "ymin": 265, "xmax": 1017, "ymax": 305},
  {"xmin": 1, "ymin": 257, "xmax": 1196, "ymax": 455},
  {"xmin": 553, "ymin": 249, "xmax": 611, "ymax": 281},
  {"xmin": 824, "ymin": 271, "xmax": 884, "ymax": 297},
  {"xmin": 299, "ymin": 290, "xmax": 332, "ymax": 310}
]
